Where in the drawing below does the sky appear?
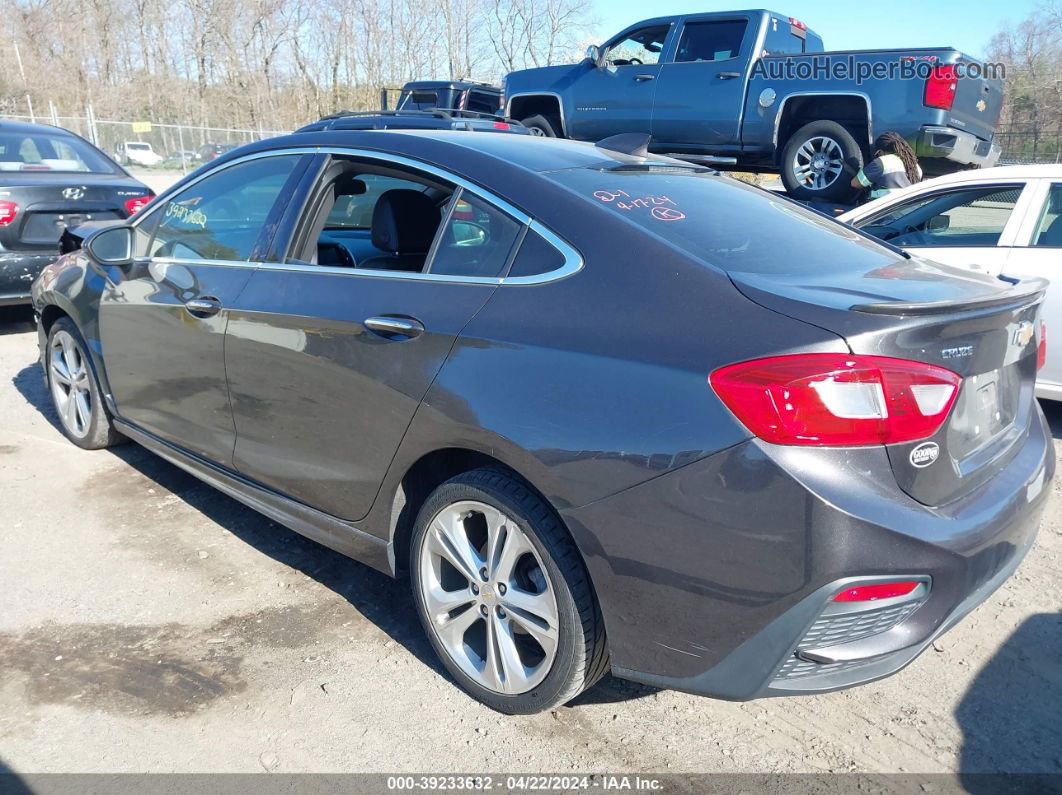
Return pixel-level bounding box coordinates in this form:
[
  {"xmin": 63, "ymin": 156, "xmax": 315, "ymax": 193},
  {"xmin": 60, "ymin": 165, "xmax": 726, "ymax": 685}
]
[{"xmin": 588, "ymin": 0, "xmax": 1041, "ymax": 59}]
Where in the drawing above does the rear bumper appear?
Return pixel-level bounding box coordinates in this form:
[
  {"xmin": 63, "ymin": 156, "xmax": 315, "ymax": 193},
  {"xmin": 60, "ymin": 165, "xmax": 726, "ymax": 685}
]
[
  {"xmin": 561, "ymin": 404, "xmax": 1053, "ymax": 700},
  {"xmin": 0, "ymin": 251, "xmax": 58, "ymax": 305},
  {"xmin": 916, "ymin": 125, "xmax": 1000, "ymax": 168}
]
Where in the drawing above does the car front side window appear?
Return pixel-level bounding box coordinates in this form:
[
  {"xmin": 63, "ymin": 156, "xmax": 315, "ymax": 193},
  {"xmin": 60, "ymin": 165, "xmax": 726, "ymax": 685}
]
[
  {"xmin": 856, "ymin": 186, "xmax": 1023, "ymax": 248},
  {"xmin": 605, "ymin": 26, "xmax": 670, "ymax": 67},
  {"xmin": 147, "ymin": 155, "xmax": 302, "ymax": 262}
]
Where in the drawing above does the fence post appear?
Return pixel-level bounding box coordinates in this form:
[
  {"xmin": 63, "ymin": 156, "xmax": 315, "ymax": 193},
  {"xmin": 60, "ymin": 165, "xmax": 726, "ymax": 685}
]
[{"xmin": 177, "ymin": 124, "xmax": 188, "ymax": 174}]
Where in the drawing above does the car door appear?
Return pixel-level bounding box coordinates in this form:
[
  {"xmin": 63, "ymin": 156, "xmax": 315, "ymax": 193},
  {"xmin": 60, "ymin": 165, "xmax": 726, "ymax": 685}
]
[
  {"xmin": 649, "ymin": 16, "xmax": 753, "ymax": 148},
  {"xmin": 850, "ymin": 181, "xmax": 1032, "ymax": 274},
  {"xmin": 98, "ymin": 152, "xmax": 310, "ymax": 465},
  {"xmin": 1000, "ymin": 179, "xmax": 1062, "ymax": 395},
  {"xmin": 223, "ymin": 151, "xmax": 527, "ymax": 521},
  {"xmin": 567, "ymin": 23, "xmax": 673, "ymax": 141}
]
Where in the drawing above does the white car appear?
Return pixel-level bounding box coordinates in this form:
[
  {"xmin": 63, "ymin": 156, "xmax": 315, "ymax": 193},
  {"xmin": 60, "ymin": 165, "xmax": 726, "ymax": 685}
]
[
  {"xmin": 115, "ymin": 141, "xmax": 163, "ymax": 167},
  {"xmin": 840, "ymin": 165, "xmax": 1061, "ymax": 400}
]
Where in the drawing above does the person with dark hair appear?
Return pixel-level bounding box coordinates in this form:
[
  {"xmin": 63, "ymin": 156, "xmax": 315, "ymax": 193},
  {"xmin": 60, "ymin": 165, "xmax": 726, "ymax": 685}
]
[{"xmin": 851, "ymin": 131, "xmax": 922, "ymax": 201}]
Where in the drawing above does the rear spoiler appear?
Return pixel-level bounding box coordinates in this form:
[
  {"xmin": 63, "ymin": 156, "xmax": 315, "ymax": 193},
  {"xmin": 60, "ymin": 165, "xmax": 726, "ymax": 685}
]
[{"xmin": 853, "ymin": 276, "xmax": 1049, "ymax": 316}]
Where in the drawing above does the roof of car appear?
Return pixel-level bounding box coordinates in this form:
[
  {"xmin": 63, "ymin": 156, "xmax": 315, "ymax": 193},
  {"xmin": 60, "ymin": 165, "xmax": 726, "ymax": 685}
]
[
  {"xmin": 403, "ymin": 80, "xmax": 500, "ymax": 92},
  {"xmin": 0, "ymin": 119, "xmax": 77, "ymax": 136},
  {"xmin": 250, "ymin": 128, "xmax": 644, "ymax": 174}
]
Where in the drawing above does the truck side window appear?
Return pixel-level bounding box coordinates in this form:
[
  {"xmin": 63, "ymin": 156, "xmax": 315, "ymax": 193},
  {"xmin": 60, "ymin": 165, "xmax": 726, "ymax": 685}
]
[
  {"xmin": 675, "ymin": 20, "xmax": 747, "ymax": 63},
  {"xmin": 605, "ymin": 25, "xmax": 670, "ymax": 67}
]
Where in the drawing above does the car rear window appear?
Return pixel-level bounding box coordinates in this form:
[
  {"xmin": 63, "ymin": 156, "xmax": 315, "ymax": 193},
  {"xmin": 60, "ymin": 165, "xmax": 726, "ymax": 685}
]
[
  {"xmin": 0, "ymin": 132, "xmax": 118, "ymax": 173},
  {"xmin": 546, "ymin": 168, "xmax": 899, "ymax": 276}
]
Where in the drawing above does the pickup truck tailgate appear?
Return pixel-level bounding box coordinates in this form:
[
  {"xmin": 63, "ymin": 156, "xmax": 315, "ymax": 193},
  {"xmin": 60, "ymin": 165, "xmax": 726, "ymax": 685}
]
[{"xmin": 949, "ymin": 58, "xmax": 1003, "ymax": 142}]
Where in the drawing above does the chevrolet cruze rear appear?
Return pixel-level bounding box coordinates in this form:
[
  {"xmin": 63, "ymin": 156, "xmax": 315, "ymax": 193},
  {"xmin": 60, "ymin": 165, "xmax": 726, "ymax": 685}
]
[{"xmin": 32, "ymin": 130, "xmax": 1052, "ymax": 713}]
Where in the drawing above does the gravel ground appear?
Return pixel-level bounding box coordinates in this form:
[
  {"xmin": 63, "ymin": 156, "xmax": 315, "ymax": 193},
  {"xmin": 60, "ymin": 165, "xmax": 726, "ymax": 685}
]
[{"xmin": 0, "ymin": 304, "xmax": 1060, "ymax": 778}]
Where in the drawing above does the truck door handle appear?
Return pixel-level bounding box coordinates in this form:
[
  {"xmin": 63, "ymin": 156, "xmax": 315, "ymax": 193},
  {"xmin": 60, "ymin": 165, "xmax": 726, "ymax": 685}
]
[
  {"xmin": 184, "ymin": 297, "xmax": 222, "ymax": 317},
  {"xmin": 634, "ymin": 74, "xmax": 656, "ymax": 81},
  {"xmin": 718, "ymin": 71, "xmax": 741, "ymax": 80},
  {"xmin": 364, "ymin": 315, "xmax": 425, "ymax": 339}
]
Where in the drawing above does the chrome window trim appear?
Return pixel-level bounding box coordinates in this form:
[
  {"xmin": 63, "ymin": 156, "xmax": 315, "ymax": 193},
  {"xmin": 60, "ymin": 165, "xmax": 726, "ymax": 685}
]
[{"xmin": 135, "ymin": 144, "xmax": 584, "ymax": 286}]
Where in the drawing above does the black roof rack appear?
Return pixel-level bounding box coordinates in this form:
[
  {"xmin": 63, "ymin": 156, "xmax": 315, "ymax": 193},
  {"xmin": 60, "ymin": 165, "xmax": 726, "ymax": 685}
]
[{"xmin": 318, "ymin": 109, "xmax": 511, "ymax": 123}]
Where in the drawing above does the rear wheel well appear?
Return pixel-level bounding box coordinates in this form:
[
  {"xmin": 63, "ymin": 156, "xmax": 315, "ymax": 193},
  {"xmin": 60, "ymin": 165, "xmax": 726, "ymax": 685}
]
[
  {"xmin": 776, "ymin": 95, "xmax": 871, "ymax": 164},
  {"xmin": 390, "ymin": 449, "xmax": 555, "ymax": 578},
  {"xmin": 508, "ymin": 95, "xmax": 563, "ymax": 133}
]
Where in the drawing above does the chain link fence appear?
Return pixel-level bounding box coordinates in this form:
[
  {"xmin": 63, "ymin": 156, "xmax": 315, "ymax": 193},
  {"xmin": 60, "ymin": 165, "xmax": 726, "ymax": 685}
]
[
  {"xmin": 996, "ymin": 123, "xmax": 1062, "ymax": 165},
  {"xmin": 1, "ymin": 109, "xmax": 289, "ymax": 175}
]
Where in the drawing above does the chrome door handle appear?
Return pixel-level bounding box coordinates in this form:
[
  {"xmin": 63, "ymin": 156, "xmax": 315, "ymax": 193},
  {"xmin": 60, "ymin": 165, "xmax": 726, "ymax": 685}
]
[
  {"xmin": 634, "ymin": 74, "xmax": 656, "ymax": 81},
  {"xmin": 184, "ymin": 297, "xmax": 222, "ymax": 317},
  {"xmin": 364, "ymin": 316, "xmax": 425, "ymax": 339},
  {"xmin": 718, "ymin": 71, "xmax": 741, "ymax": 80}
]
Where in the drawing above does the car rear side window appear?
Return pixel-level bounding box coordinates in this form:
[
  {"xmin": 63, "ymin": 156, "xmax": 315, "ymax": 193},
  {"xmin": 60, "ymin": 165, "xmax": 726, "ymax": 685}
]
[
  {"xmin": 428, "ymin": 191, "xmax": 523, "ymax": 278},
  {"xmin": 147, "ymin": 155, "xmax": 301, "ymax": 262},
  {"xmin": 1030, "ymin": 184, "xmax": 1062, "ymax": 247},
  {"xmin": 675, "ymin": 20, "xmax": 747, "ymax": 62},
  {"xmin": 506, "ymin": 228, "xmax": 565, "ymax": 278},
  {"xmin": 547, "ymin": 168, "xmax": 898, "ymax": 276}
]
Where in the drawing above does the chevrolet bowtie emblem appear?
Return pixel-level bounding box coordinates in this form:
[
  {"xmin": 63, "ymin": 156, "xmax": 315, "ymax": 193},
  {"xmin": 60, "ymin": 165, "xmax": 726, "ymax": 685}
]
[{"xmin": 1014, "ymin": 321, "xmax": 1035, "ymax": 347}]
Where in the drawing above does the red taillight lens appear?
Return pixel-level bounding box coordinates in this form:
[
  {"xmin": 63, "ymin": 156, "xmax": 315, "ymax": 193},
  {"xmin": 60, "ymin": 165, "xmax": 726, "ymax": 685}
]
[
  {"xmin": 1038, "ymin": 320, "xmax": 1047, "ymax": 371},
  {"xmin": 710, "ymin": 354, "xmax": 961, "ymax": 446},
  {"xmin": 0, "ymin": 200, "xmax": 19, "ymax": 226},
  {"xmin": 124, "ymin": 195, "xmax": 154, "ymax": 215},
  {"xmin": 493, "ymin": 121, "xmax": 511, "ymax": 130},
  {"xmin": 925, "ymin": 65, "xmax": 958, "ymax": 110},
  {"xmin": 833, "ymin": 581, "xmax": 920, "ymax": 602}
]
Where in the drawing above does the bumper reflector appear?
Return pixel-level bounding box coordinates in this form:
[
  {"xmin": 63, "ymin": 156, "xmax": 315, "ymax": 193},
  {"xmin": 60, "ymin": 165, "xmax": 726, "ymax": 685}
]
[{"xmin": 833, "ymin": 581, "xmax": 920, "ymax": 603}]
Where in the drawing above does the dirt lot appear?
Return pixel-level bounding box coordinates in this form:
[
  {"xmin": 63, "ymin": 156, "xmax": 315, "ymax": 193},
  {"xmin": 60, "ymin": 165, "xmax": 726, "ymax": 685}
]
[{"xmin": 0, "ymin": 304, "xmax": 1060, "ymax": 778}]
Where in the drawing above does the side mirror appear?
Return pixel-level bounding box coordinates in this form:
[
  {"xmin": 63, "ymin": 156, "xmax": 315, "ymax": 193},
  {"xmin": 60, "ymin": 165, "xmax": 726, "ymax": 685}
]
[
  {"xmin": 927, "ymin": 214, "xmax": 951, "ymax": 233},
  {"xmin": 585, "ymin": 44, "xmax": 602, "ymax": 66},
  {"xmin": 85, "ymin": 225, "xmax": 133, "ymax": 265}
]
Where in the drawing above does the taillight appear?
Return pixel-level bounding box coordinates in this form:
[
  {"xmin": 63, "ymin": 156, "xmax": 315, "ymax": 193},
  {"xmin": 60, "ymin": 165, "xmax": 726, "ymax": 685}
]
[
  {"xmin": 493, "ymin": 121, "xmax": 511, "ymax": 130},
  {"xmin": 925, "ymin": 65, "xmax": 958, "ymax": 110},
  {"xmin": 833, "ymin": 581, "xmax": 920, "ymax": 603},
  {"xmin": 1038, "ymin": 320, "xmax": 1047, "ymax": 371},
  {"xmin": 0, "ymin": 200, "xmax": 19, "ymax": 226},
  {"xmin": 124, "ymin": 195, "xmax": 154, "ymax": 215},
  {"xmin": 710, "ymin": 354, "xmax": 961, "ymax": 446}
]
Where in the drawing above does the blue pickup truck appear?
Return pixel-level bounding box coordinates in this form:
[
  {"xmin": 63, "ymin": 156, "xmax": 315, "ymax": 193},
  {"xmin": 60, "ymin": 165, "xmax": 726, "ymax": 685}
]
[{"xmin": 502, "ymin": 9, "xmax": 1004, "ymax": 201}]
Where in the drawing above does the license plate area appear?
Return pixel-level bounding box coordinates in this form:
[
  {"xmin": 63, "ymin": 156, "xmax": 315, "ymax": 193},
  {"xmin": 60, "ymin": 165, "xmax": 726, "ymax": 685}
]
[
  {"xmin": 946, "ymin": 366, "xmax": 1019, "ymax": 463},
  {"xmin": 21, "ymin": 211, "xmax": 119, "ymax": 246}
]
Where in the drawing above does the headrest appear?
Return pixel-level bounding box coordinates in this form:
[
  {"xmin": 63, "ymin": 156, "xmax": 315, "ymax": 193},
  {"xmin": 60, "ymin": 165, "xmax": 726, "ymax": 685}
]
[{"xmin": 371, "ymin": 189, "xmax": 441, "ymax": 254}]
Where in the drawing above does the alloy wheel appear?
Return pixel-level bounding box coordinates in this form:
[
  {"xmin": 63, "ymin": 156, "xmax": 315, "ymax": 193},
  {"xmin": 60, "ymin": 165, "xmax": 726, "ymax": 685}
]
[
  {"xmin": 49, "ymin": 330, "xmax": 92, "ymax": 439},
  {"xmin": 418, "ymin": 500, "xmax": 559, "ymax": 694},
  {"xmin": 791, "ymin": 135, "xmax": 844, "ymax": 191}
]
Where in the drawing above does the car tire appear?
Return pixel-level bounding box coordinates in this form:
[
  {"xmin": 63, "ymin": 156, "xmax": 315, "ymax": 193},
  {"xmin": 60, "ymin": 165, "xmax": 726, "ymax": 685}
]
[
  {"xmin": 780, "ymin": 120, "xmax": 865, "ymax": 202},
  {"xmin": 46, "ymin": 318, "xmax": 125, "ymax": 450},
  {"xmin": 520, "ymin": 114, "xmax": 562, "ymax": 138},
  {"xmin": 410, "ymin": 468, "xmax": 608, "ymax": 714}
]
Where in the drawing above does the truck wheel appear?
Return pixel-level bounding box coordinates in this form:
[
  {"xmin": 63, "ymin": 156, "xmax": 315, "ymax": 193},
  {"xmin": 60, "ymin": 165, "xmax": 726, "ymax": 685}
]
[
  {"xmin": 781, "ymin": 120, "xmax": 864, "ymax": 202},
  {"xmin": 520, "ymin": 114, "xmax": 562, "ymax": 138}
]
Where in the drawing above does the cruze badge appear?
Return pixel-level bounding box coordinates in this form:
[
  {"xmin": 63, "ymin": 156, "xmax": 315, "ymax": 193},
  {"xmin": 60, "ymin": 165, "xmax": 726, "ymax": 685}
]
[
  {"xmin": 910, "ymin": 442, "xmax": 940, "ymax": 468},
  {"xmin": 941, "ymin": 345, "xmax": 973, "ymax": 360}
]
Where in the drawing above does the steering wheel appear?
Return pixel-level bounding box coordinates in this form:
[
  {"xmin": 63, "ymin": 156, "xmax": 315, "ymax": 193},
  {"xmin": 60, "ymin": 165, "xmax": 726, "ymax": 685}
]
[
  {"xmin": 318, "ymin": 241, "xmax": 356, "ymax": 268},
  {"xmin": 628, "ymin": 57, "xmax": 643, "ymax": 65}
]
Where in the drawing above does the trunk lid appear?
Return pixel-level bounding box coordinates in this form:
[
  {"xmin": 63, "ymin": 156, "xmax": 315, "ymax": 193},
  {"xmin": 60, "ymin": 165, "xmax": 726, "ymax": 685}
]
[
  {"xmin": 947, "ymin": 55, "xmax": 1004, "ymax": 142},
  {"xmin": 0, "ymin": 173, "xmax": 148, "ymax": 251},
  {"xmin": 731, "ymin": 257, "xmax": 1045, "ymax": 506}
]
